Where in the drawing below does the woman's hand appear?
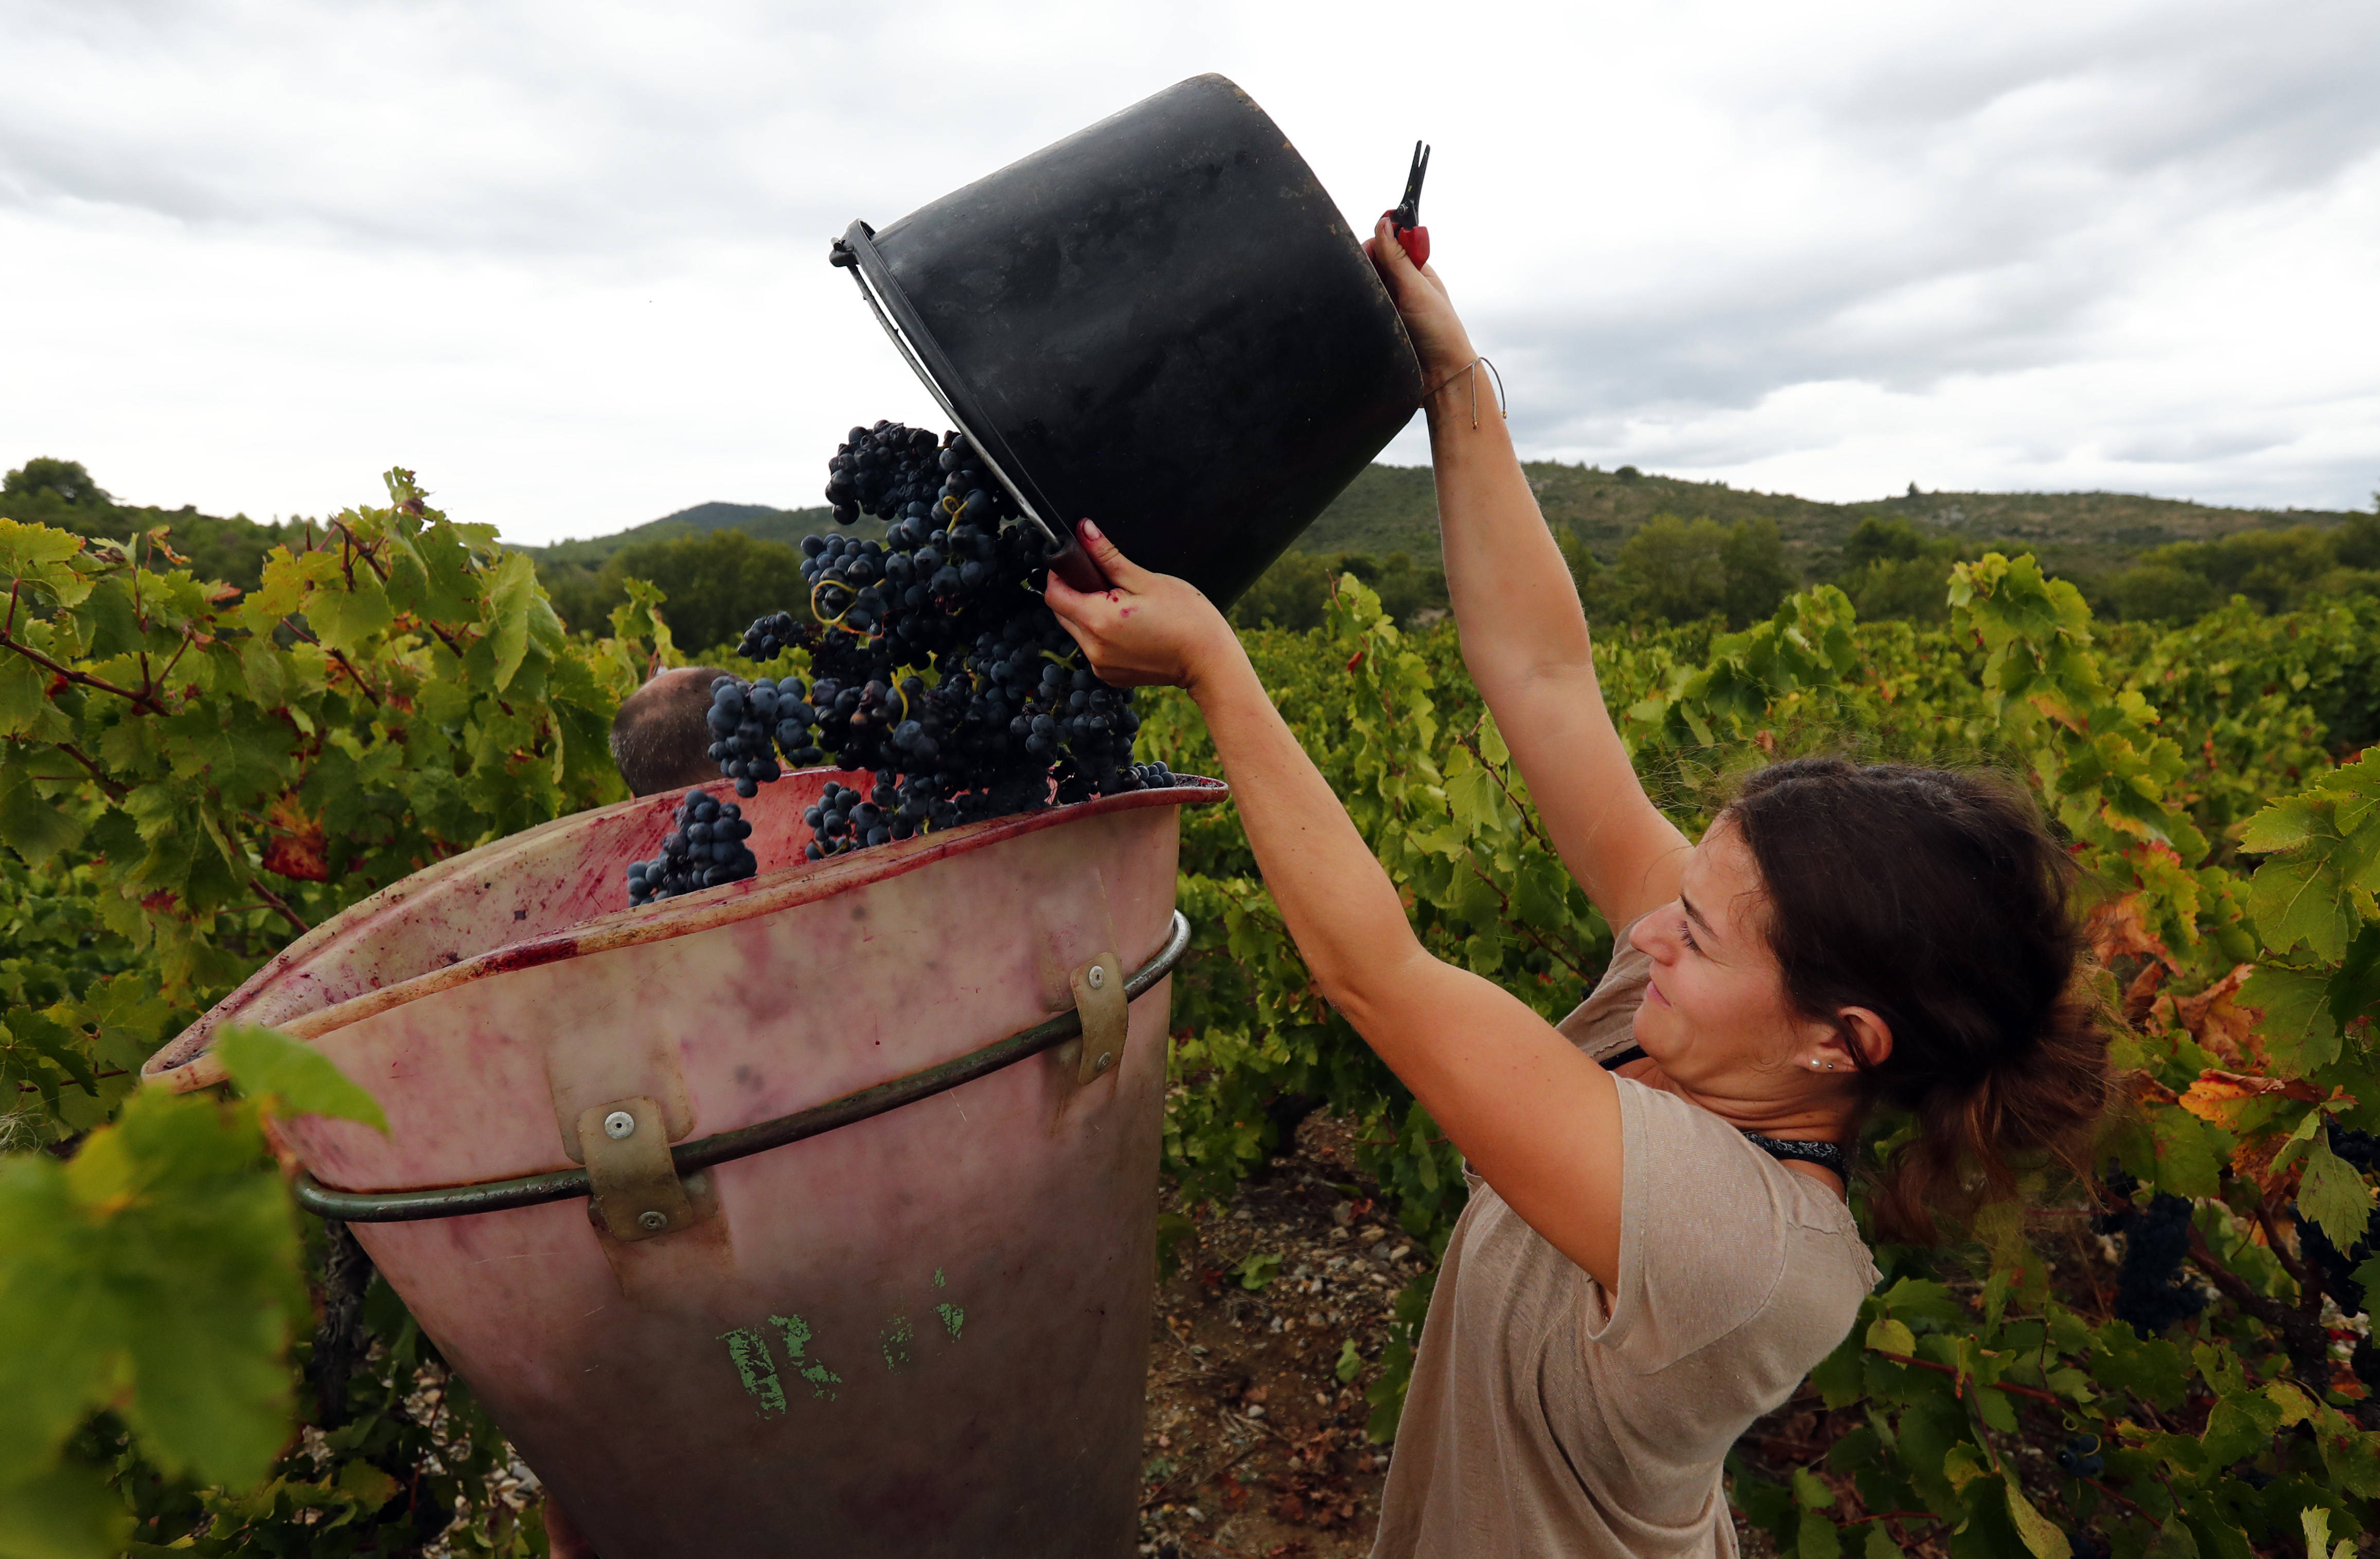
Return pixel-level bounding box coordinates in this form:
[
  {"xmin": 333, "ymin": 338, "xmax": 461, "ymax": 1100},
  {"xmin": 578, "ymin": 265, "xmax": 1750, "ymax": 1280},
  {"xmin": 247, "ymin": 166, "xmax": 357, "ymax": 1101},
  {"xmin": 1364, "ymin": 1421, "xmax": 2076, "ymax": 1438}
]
[
  {"xmin": 1043, "ymin": 521, "xmax": 1241, "ymax": 692},
  {"xmin": 1365, "ymin": 215, "xmax": 1476, "ymax": 382}
]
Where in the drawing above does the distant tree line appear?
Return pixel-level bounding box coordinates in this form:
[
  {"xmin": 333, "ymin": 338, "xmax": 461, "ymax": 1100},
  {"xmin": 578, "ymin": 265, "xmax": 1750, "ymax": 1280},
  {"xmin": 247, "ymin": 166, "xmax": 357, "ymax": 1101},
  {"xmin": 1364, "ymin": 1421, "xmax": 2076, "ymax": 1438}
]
[
  {"xmin": 0, "ymin": 457, "xmax": 308, "ymax": 590},
  {"xmin": 2090, "ymin": 516, "xmax": 2380, "ymax": 620},
  {"xmin": 542, "ymin": 529, "xmax": 804, "ymax": 652},
  {"xmin": 12, "ymin": 456, "xmax": 2377, "ymax": 648}
]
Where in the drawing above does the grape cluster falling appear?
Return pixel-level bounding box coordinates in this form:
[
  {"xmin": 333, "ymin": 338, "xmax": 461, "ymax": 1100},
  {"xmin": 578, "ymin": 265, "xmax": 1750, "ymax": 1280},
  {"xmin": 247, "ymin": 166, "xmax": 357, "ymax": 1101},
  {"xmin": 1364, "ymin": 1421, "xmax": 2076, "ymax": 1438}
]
[{"xmin": 627, "ymin": 420, "xmax": 1176, "ymax": 906}]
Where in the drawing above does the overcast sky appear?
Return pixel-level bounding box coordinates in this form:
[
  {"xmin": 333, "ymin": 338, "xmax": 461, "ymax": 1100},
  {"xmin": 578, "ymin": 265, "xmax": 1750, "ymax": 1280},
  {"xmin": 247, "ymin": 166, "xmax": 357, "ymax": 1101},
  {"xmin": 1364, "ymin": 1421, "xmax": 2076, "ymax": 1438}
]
[{"xmin": 4, "ymin": 0, "xmax": 2376, "ymax": 546}]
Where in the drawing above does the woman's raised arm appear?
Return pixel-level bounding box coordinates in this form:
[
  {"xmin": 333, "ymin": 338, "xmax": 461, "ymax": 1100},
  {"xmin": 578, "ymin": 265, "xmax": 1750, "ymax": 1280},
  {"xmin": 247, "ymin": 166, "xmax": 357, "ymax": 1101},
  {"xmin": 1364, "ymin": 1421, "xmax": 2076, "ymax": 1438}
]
[
  {"xmin": 1046, "ymin": 528, "xmax": 1628, "ymax": 1288},
  {"xmin": 1365, "ymin": 220, "xmax": 1686, "ymax": 930}
]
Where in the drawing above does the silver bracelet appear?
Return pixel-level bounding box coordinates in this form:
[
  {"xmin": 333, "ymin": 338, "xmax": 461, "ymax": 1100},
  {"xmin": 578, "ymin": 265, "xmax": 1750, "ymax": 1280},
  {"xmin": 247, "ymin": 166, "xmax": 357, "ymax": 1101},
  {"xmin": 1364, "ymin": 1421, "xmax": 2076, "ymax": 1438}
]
[{"xmin": 1422, "ymin": 355, "xmax": 1508, "ymax": 430}]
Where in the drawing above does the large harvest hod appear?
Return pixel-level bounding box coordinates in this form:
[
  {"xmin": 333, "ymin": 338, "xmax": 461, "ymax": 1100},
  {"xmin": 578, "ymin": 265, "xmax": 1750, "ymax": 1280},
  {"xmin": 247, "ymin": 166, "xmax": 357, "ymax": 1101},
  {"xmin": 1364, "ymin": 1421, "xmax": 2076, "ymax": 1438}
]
[{"xmin": 145, "ymin": 772, "xmax": 1225, "ymax": 1559}]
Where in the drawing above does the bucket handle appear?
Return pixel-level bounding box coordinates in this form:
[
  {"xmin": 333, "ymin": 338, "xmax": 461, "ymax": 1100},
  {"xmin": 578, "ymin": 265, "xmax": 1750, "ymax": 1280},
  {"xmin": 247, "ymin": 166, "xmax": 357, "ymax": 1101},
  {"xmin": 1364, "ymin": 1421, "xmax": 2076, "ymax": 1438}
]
[
  {"xmin": 291, "ymin": 912, "xmax": 1193, "ymax": 1225},
  {"xmin": 830, "ymin": 224, "xmax": 1107, "ymax": 593}
]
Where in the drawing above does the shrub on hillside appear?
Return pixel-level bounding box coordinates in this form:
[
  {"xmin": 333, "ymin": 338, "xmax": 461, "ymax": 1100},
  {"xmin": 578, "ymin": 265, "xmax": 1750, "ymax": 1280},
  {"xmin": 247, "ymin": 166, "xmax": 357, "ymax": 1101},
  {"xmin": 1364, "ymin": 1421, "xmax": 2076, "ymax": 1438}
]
[{"xmin": 554, "ymin": 528, "xmax": 808, "ymax": 651}]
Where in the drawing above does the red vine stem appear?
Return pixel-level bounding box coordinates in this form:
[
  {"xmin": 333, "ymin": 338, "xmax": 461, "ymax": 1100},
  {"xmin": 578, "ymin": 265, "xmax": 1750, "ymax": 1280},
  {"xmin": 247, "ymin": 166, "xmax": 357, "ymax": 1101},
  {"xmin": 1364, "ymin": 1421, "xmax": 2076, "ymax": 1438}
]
[
  {"xmin": 1461, "ymin": 861, "xmax": 1599, "ymax": 987},
  {"xmin": 2248, "ymin": 1190, "xmax": 2322, "ymax": 1318},
  {"xmin": 2083, "ymin": 1473, "xmax": 2151, "ymax": 1517},
  {"xmin": 326, "ymin": 517, "xmax": 463, "ymax": 663},
  {"xmin": 2186, "ymin": 1227, "xmax": 2333, "ymax": 1386},
  {"xmin": 156, "ymin": 624, "xmax": 199, "ymax": 688},
  {"xmin": 1872, "ymin": 1350, "xmax": 2064, "ymax": 1405},
  {"xmin": 18, "ymin": 1067, "xmax": 131, "ymax": 1093},
  {"xmin": 277, "ymin": 619, "xmax": 385, "ymax": 705},
  {"xmin": 54, "ymin": 742, "xmax": 128, "ymax": 800},
  {"xmin": 1455, "ymin": 718, "xmax": 1560, "ymax": 860},
  {"xmin": 248, "ymin": 880, "xmax": 312, "ymax": 935},
  {"xmin": 0, "ymin": 631, "xmax": 170, "ymax": 714}
]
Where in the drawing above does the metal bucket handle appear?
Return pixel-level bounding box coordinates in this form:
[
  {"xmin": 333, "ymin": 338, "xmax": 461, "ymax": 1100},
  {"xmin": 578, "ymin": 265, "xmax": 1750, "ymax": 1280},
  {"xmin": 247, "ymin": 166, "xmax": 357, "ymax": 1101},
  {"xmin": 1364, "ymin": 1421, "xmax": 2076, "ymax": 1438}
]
[
  {"xmin": 831, "ymin": 222, "xmax": 1105, "ymax": 591},
  {"xmin": 295, "ymin": 910, "xmax": 1193, "ymax": 1224}
]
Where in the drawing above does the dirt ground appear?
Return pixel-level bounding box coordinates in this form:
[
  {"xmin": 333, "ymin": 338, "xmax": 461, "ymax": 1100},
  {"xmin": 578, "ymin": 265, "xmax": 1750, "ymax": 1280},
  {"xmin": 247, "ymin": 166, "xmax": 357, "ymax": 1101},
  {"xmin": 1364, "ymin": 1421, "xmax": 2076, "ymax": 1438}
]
[
  {"xmin": 1134, "ymin": 1109, "xmax": 1786, "ymax": 1559},
  {"xmin": 1131, "ymin": 1111, "xmax": 1411, "ymax": 1559}
]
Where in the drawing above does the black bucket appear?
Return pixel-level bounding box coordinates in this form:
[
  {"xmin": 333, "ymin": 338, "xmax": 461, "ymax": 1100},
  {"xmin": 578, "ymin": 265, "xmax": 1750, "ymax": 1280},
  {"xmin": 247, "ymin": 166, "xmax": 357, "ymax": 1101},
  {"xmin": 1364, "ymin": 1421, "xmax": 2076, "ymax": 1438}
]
[{"xmin": 831, "ymin": 73, "xmax": 1425, "ymax": 608}]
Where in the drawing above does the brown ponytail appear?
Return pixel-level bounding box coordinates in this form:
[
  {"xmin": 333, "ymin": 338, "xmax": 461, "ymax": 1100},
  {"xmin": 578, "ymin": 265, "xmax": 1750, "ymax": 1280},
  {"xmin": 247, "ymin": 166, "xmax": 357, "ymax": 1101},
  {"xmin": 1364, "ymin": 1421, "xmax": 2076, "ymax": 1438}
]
[{"xmin": 1723, "ymin": 759, "xmax": 2113, "ymax": 1247}]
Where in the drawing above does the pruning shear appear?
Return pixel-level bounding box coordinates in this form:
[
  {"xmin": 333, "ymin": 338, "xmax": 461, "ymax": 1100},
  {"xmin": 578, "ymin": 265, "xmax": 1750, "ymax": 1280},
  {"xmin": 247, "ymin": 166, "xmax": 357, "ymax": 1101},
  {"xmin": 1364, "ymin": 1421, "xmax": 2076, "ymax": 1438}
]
[{"xmin": 1384, "ymin": 140, "xmax": 1431, "ymax": 268}]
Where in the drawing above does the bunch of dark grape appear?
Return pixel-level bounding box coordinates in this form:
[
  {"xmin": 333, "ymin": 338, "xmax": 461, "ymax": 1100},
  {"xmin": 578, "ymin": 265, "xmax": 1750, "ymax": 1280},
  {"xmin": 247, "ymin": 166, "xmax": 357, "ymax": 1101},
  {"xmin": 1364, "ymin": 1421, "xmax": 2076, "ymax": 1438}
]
[
  {"xmin": 2053, "ymin": 1433, "xmax": 2105, "ymax": 1479},
  {"xmin": 804, "ymin": 778, "xmax": 905, "ymax": 859},
  {"xmin": 823, "ymin": 421, "xmax": 944, "ymax": 527},
  {"xmin": 2330, "ymin": 1126, "xmax": 2380, "ymax": 1172},
  {"xmin": 2093, "ymin": 1173, "xmax": 2207, "ymax": 1337},
  {"xmin": 705, "ymin": 675, "xmax": 802, "ymax": 798},
  {"xmin": 630, "ymin": 419, "xmax": 1185, "ymax": 905},
  {"xmin": 627, "ymin": 792, "xmax": 755, "ymax": 905},
  {"xmin": 774, "ymin": 426, "xmax": 1175, "ymax": 829}
]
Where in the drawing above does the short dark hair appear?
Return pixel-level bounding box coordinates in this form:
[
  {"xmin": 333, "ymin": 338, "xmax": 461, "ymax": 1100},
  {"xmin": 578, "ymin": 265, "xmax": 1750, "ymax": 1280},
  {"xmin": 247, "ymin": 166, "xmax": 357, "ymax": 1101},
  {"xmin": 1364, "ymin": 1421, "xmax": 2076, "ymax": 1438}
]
[
  {"xmin": 610, "ymin": 666, "xmax": 730, "ymax": 797},
  {"xmin": 1724, "ymin": 758, "xmax": 2110, "ymax": 1246}
]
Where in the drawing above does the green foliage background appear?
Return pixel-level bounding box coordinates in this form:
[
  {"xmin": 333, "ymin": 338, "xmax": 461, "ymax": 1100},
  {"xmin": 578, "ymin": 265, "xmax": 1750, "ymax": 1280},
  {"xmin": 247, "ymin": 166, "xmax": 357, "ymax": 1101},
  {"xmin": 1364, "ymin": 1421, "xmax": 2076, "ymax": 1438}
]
[
  {"xmin": 8, "ymin": 462, "xmax": 2380, "ymax": 1556},
  {"xmin": 0, "ymin": 470, "xmax": 665, "ymax": 1555}
]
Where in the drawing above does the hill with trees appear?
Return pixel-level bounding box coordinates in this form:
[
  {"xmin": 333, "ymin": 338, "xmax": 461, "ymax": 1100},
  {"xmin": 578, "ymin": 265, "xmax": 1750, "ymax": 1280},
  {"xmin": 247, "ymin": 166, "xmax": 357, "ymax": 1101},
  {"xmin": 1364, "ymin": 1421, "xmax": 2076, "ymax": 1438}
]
[
  {"xmin": 11, "ymin": 455, "xmax": 2372, "ymax": 649},
  {"xmin": 502, "ymin": 460, "xmax": 2371, "ymax": 641}
]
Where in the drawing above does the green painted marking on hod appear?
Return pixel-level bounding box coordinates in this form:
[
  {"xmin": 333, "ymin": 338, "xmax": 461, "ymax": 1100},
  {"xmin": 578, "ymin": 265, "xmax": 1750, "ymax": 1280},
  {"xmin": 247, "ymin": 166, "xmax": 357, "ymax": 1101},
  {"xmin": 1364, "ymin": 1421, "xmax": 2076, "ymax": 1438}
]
[
  {"xmin": 718, "ymin": 1327, "xmax": 785, "ymax": 1417},
  {"xmin": 880, "ymin": 1313, "xmax": 915, "ymax": 1371},
  {"xmin": 771, "ymin": 1314, "xmax": 842, "ymax": 1401},
  {"xmin": 933, "ymin": 1267, "xmax": 946, "ymax": 1288},
  {"xmin": 937, "ymin": 1302, "xmax": 966, "ymax": 1340}
]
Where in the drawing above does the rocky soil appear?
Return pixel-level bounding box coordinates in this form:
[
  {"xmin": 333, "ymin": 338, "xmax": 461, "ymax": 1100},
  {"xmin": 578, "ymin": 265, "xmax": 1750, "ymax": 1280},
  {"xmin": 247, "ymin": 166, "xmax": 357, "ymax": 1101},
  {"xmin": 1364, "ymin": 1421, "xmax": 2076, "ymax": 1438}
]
[
  {"xmin": 1132, "ymin": 1111, "xmax": 1412, "ymax": 1559},
  {"xmin": 1133, "ymin": 1109, "xmax": 1788, "ymax": 1559}
]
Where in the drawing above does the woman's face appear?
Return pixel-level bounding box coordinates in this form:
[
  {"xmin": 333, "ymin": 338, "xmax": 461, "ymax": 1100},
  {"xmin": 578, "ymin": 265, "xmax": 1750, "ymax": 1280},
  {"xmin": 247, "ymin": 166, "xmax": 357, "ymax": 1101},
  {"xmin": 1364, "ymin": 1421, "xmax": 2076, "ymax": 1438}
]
[{"xmin": 1627, "ymin": 819, "xmax": 1821, "ymax": 1099}]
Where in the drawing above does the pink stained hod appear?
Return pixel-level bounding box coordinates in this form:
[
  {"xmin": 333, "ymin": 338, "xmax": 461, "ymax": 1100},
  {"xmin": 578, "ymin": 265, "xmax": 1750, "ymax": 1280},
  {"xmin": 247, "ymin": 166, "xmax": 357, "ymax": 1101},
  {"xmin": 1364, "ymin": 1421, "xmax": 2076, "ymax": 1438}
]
[{"xmin": 145, "ymin": 770, "xmax": 1225, "ymax": 1558}]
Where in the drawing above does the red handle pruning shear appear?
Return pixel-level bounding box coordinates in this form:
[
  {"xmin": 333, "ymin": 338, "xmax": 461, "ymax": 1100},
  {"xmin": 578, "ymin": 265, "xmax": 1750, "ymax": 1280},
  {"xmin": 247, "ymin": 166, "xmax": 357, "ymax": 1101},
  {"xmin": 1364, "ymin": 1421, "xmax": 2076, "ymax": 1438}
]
[{"xmin": 1383, "ymin": 139, "xmax": 1431, "ymax": 268}]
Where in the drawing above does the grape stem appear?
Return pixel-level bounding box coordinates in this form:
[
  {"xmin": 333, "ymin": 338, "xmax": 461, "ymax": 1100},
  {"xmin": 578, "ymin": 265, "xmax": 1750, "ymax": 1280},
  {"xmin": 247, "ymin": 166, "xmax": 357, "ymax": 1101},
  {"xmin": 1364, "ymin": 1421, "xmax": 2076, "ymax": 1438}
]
[
  {"xmin": 2183, "ymin": 1225, "xmax": 2333, "ymax": 1387},
  {"xmin": 2248, "ymin": 1190, "xmax": 2324, "ymax": 1318}
]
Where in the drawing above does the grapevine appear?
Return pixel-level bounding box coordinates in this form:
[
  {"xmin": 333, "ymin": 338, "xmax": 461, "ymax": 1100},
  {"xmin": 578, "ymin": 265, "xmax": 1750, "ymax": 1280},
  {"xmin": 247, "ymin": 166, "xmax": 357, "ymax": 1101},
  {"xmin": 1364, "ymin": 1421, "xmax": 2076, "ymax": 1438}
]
[{"xmin": 7, "ymin": 460, "xmax": 2380, "ymax": 1554}]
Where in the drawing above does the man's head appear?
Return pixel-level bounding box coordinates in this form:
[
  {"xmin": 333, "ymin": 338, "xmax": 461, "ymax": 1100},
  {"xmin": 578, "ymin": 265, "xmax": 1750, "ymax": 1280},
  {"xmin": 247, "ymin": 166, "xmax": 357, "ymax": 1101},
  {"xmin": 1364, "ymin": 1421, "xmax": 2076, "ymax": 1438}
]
[{"xmin": 611, "ymin": 666, "xmax": 731, "ymax": 796}]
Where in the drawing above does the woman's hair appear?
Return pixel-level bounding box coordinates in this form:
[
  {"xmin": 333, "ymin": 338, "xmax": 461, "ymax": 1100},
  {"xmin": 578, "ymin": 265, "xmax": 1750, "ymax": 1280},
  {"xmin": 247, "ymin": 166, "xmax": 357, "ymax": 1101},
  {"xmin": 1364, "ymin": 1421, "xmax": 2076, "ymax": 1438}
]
[{"xmin": 1721, "ymin": 757, "xmax": 2110, "ymax": 1246}]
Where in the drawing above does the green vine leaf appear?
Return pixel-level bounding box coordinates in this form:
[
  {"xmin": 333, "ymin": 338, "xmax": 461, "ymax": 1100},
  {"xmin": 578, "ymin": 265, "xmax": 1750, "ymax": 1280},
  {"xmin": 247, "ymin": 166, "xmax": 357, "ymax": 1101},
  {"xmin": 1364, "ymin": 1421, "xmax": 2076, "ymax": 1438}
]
[
  {"xmin": 214, "ymin": 1026, "xmax": 388, "ymax": 1133},
  {"xmin": 2299, "ymin": 1134, "xmax": 2374, "ymax": 1251}
]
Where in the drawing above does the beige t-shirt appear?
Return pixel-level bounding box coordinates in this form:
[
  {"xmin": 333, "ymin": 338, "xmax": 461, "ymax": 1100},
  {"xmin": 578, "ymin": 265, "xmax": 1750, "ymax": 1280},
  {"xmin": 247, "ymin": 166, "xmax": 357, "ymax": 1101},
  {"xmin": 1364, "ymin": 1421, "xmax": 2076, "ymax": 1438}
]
[{"xmin": 1370, "ymin": 930, "xmax": 1880, "ymax": 1558}]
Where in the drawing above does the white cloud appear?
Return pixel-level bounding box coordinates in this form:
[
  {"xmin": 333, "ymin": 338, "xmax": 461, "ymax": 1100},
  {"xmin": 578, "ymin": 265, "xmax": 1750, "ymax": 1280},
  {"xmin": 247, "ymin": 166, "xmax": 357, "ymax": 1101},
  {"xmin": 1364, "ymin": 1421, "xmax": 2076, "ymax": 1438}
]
[{"xmin": 2, "ymin": 0, "xmax": 2375, "ymax": 541}]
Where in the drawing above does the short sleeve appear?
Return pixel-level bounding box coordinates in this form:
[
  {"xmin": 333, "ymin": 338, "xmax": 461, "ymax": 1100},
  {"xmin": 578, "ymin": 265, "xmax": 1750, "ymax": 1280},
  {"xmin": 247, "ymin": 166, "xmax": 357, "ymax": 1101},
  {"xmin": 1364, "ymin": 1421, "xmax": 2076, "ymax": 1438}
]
[
  {"xmin": 1555, "ymin": 917, "xmax": 1653, "ymax": 1062},
  {"xmin": 1581, "ymin": 1078, "xmax": 1799, "ymax": 1372}
]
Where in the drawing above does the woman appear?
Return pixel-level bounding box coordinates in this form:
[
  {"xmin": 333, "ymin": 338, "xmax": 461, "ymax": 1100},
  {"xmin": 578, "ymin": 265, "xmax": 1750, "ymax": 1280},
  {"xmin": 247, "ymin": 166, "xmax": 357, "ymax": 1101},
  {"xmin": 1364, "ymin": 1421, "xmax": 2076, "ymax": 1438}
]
[{"xmin": 1046, "ymin": 219, "xmax": 2109, "ymax": 1557}]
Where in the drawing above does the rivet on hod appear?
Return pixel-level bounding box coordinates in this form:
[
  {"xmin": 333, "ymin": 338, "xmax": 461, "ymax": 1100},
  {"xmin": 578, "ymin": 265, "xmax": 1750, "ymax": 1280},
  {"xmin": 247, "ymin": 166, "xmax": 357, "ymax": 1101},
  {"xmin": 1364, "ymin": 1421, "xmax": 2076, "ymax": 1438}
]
[
  {"xmin": 1095, "ymin": 1052, "xmax": 1113, "ymax": 1072},
  {"xmin": 637, "ymin": 1210, "xmax": 667, "ymax": 1232},
  {"xmin": 603, "ymin": 1110, "xmax": 636, "ymax": 1140},
  {"xmin": 1087, "ymin": 965, "xmax": 1106, "ymax": 990}
]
